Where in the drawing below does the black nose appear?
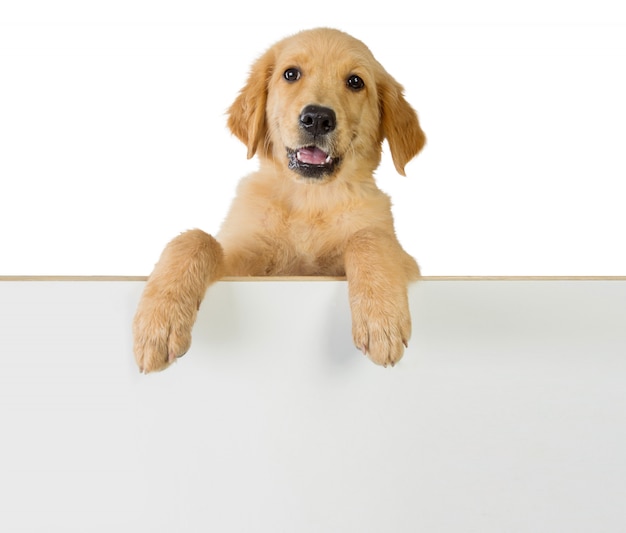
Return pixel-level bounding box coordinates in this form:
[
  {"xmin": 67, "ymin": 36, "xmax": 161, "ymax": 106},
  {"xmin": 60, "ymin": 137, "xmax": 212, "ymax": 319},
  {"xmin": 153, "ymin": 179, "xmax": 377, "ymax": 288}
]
[{"xmin": 299, "ymin": 105, "xmax": 336, "ymax": 136}]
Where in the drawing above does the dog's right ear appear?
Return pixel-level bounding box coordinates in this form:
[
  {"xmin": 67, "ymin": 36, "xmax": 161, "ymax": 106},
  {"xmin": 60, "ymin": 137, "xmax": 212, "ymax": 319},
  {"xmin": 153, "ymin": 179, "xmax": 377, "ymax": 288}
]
[{"xmin": 227, "ymin": 49, "xmax": 274, "ymax": 160}]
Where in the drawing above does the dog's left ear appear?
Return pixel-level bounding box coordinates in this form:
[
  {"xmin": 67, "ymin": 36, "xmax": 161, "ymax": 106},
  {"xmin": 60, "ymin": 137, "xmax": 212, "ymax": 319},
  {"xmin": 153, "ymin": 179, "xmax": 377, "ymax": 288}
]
[
  {"xmin": 227, "ymin": 49, "xmax": 274, "ymax": 159},
  {"xmin": 379, "ymin": 73, "xmax": 426, "ymax": 176}
]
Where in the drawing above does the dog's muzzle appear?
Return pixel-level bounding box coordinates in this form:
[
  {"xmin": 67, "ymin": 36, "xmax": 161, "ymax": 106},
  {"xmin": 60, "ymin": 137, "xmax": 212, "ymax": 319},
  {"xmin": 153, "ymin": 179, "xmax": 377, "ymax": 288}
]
[{"xmin": 287, "ymin": 105, "xmax": 341, "ymax": 179}]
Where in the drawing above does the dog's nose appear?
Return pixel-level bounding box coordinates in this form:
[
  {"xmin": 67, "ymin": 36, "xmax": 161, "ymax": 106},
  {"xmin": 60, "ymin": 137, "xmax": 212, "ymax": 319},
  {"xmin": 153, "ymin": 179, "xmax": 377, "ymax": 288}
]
[{"xmin": 299, "ymin": 105, "xmax": 336, "ymax": 136}]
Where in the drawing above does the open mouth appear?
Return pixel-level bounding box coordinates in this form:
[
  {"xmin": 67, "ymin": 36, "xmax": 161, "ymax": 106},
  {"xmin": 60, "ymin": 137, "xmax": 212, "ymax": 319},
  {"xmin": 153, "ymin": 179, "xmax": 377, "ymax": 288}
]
[{"xmin": 287, "ymin": 146, "xmax": 341, "ymax": 179}]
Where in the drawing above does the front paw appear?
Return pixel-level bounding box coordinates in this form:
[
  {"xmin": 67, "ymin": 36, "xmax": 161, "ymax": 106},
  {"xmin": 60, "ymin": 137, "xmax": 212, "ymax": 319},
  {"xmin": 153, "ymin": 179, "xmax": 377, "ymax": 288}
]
[
  {"xmin": 132, "ymin": 295, "xmax": 197, "ymax": 373},
  {"xmin": 351, "ymin": 298, "xmax": 412, "ymax": 367}
]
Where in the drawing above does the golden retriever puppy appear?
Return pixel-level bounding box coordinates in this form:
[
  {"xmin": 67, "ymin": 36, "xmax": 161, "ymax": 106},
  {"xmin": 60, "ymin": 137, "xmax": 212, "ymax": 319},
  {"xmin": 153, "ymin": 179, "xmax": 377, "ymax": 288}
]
[{"xmin": 133, "ymin": 27, "xmax": 426, "ymax": 372}]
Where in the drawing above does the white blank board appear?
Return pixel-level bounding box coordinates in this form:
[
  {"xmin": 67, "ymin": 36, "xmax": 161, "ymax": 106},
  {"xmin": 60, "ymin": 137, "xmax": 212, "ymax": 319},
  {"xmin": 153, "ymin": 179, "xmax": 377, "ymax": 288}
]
[{"xmin": 1, "ymin": 279, "xmax": 625, "ymax": 532}]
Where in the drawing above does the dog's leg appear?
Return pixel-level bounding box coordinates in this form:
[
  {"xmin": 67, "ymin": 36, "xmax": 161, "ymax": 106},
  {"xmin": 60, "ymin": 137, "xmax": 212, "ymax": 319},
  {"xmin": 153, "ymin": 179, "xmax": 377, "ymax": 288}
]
[
  {"xmin": 133, "ymin": 229, "xmax": 224, "ymax": 372},
  {"xmin": 344, "ymin": 229, "xmax": 419, "ymax": 367}
]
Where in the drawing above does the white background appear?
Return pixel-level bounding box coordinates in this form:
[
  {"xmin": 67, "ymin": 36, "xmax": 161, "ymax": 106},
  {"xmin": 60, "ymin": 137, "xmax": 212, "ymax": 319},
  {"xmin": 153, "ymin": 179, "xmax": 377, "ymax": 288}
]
[{"xmin": 1, "ymin": 1, "xmax": 625, "ymax": 276}]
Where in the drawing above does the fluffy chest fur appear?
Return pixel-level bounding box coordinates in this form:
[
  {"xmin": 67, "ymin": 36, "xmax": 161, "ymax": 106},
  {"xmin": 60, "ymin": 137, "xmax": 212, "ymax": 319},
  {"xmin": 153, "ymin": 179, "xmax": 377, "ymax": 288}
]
[{"xmin": 218, "ymin": 170, "xmax": 395, "ymax": 275}]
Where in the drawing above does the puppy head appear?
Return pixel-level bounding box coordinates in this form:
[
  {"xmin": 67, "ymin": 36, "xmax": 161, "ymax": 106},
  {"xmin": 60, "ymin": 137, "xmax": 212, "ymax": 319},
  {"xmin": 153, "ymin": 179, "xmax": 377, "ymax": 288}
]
[{"xmin": 227, "ymin": 28, "xmax": 426, "ymax": 180}]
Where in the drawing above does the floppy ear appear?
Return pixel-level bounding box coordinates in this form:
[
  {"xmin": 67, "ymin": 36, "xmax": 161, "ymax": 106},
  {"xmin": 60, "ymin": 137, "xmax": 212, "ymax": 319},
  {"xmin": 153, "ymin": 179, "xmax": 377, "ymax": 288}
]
[
  {"xmin": 227, "ymin": 49, "xmax": 274, "ymax": 159},
  {"xmin": 379, "ymin": 73, "xmax": 426, "ymax": 176}
]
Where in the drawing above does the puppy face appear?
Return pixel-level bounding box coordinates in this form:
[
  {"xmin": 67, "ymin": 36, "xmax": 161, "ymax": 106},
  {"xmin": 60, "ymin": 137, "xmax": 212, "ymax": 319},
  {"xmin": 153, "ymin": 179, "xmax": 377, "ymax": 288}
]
[
  {"xmin": 228, "ymin": 28, "xmax": 426, "ymax": 182},
  {"xmin": 265, "ymin": 31, "xmax": 382, "ymax": 181}
]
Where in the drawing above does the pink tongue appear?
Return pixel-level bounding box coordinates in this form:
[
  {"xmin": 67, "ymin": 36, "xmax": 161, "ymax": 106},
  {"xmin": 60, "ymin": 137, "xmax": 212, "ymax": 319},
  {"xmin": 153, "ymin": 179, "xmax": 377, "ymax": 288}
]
[{"xmin": 298, "ymin": 147, "xmax": 329, "ymax": 165}]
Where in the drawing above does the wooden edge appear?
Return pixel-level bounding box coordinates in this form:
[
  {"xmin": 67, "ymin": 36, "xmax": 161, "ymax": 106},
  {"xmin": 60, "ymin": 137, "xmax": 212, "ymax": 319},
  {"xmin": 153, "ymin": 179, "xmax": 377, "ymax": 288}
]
[
  {"xmin": 420, "ymin": 276, "xmax": 626, "ymax": 281},
  {"xmin": 0, "ymin": 275, "xmax": 150, "ymax": 282},
  {"xmin": 1, "ymin": 275, "xmax": 625, "ymax": 282}
]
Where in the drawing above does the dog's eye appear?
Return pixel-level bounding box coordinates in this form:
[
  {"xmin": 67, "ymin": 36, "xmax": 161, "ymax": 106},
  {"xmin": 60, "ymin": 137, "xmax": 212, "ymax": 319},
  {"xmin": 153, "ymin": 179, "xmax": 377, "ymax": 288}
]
[
  {"xmin": 346, "ymin": 74, "xmax": 365, "ymax": 91},
  {"xmin": 283, "ymin": 68, "xmax": 301, "ymax": 82}
]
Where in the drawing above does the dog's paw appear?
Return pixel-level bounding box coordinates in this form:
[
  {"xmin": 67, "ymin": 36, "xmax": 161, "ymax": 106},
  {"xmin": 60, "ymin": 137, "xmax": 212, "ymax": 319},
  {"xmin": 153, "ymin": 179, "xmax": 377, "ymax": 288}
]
[
  {"xmin": 351, "ymin": 299, "xmax": 412, "ymax": 367},
  {"xmin": 132, "ymin": 295, "xmax": 197, "ymax": 373}
]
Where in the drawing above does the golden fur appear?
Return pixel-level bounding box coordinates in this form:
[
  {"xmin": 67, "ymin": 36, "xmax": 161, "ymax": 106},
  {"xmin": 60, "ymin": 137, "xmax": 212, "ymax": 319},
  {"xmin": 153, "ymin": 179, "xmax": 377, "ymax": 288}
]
[{"xmin": 133, "ymin": 28, "xmax": 426, "ymax": 372}]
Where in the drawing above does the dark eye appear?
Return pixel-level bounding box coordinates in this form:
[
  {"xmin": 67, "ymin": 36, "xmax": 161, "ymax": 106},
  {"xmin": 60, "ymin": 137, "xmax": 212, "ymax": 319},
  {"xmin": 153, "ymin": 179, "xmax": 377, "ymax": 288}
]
[
  {"xmin": 346, "ymin": 74, "xmax": 365, "ymax": 91},
  {"xmin": 283, "ymin": 68, "xmax": 301, "ymax": 82}
]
